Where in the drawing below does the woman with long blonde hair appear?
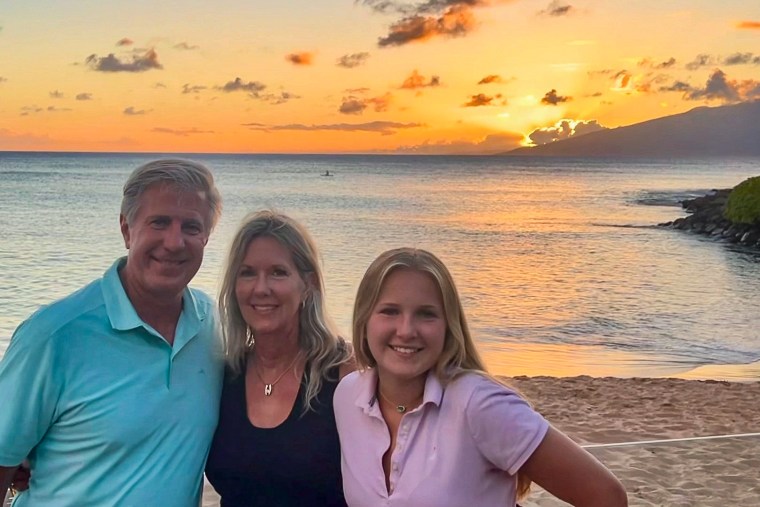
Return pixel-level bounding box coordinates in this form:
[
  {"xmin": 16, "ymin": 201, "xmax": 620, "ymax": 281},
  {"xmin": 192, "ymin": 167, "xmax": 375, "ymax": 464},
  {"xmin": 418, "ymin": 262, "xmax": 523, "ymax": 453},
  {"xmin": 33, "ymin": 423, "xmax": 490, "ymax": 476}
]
[{"xmin": 334, "ymin": 247, "xmax": 627, "ymax": 507}]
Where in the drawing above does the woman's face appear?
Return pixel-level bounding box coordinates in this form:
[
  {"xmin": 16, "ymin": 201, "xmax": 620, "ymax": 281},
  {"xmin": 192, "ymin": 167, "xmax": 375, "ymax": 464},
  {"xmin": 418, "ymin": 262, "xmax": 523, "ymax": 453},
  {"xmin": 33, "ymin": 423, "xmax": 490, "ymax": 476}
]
[
  {"xmin": 235, "ymin": 236, "xmax": 307, "ymax": 341},
  {"xmin": 366, "ymin": 268, "xmax": 446, "ymax": 387}
]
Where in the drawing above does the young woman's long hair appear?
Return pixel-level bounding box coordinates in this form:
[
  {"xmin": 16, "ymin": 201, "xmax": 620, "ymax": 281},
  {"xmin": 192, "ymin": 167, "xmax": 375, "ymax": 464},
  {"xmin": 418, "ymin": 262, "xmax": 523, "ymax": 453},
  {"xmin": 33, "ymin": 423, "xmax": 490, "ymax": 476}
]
[{"xmin": 352, "ymin": 247, "xmax": 531, "ymax": 499}]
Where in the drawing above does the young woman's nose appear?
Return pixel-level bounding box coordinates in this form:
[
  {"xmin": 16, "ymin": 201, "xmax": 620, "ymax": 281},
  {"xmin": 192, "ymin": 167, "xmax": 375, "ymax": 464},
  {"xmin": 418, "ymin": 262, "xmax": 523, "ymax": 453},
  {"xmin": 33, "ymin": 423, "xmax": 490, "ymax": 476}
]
[{"xmin": 395, "ymin": 314, "xmax": 416, "ymax": 339}]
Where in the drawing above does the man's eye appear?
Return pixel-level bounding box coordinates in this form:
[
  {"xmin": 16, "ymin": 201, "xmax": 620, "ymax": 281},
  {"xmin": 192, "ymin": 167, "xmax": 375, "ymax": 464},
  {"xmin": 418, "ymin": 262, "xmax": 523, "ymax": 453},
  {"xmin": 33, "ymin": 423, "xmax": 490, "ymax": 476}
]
[{"xmin": 184, "ymin": 223, "xmax": 202, "ymax": 234}]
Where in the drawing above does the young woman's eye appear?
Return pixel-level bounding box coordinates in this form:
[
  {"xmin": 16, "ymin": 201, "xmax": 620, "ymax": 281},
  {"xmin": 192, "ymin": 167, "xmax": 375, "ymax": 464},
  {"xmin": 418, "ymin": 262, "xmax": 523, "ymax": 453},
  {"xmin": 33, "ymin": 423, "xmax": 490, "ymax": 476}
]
[{"xmin": 378, "ymin": 307, "xmax": 398, "ymax": 315}]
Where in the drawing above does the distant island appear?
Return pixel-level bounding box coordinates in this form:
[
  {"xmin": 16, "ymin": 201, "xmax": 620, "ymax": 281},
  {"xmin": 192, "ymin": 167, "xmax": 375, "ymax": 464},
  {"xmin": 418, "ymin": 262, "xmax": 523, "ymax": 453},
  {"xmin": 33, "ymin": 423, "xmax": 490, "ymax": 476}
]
[{"xmin": 504, "ymin": 100, "xmax": 760, "ymax": 158}]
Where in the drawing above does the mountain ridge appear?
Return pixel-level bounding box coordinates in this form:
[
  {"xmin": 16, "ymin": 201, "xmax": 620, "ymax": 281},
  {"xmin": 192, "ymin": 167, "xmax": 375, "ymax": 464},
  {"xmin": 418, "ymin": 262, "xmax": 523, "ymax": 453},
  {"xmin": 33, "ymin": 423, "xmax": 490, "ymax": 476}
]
[{"xmin": 503, "ymin": 101, "xmax": 760, "ymax": 157}]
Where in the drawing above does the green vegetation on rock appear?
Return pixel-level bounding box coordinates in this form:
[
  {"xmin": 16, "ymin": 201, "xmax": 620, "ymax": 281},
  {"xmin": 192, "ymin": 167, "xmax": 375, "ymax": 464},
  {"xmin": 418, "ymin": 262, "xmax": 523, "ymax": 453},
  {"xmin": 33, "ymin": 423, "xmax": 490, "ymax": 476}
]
[{"xmin": 725, "ymin": 176, "xmax": 760, "ymax": 225}]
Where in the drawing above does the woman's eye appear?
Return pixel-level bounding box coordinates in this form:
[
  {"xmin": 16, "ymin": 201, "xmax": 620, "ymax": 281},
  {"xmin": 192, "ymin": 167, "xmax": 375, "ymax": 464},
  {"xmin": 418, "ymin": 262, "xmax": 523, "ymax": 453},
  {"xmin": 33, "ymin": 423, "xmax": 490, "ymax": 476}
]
[
  {"xmin": 378, "ymin": 307, "xmax": 398, "ymax": 315},
  {"xmin": 272, "ymin": 268, "xmax": 288, "ymax": 277}
]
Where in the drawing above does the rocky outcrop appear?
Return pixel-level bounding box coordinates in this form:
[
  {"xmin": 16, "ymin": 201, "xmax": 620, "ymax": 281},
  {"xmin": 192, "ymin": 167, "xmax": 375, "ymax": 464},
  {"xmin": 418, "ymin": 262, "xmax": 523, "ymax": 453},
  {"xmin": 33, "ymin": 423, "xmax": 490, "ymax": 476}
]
[{"xmin": 659, "ymin": 188, "xmax": 760, "ymax": 248}]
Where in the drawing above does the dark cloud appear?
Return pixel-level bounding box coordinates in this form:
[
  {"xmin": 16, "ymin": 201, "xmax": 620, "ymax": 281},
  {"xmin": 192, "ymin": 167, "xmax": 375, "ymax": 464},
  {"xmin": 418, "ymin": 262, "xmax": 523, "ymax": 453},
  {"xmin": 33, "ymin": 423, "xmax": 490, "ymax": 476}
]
[
  {"xmin": 174, "ymin": 42, "xmax": 199, "ymax": 50},
  {"xmin": 76, "ymin": 92, "xmax": 93, "ymax": 100},
  {"xmin": 286, "ymin": 52, "xmax": 314, "ymax": 65},
  {"xmin": 46, "ymin": 106, "xmax": 71, "ymax": 112},
  {"xmin": 0, "ymin": 77, "xmax": 8, "ymax": 83},
  {"xmin": 337, "ymin": 52, "xmax": 370, "ymax": 68},
  {"xmin": 539, "ymin": 1, "xmax": 573, "ymax": 16},
  {"xmin": 123, "ymin": 106, "xmax": 150, "ymax": 115},
  {"xmin": 462, "ymin": 93, "xmax": 504, "ymax": 107},
  {"xmin": 400, "ymin": 70, "xmax": 440, "ymax": 89},
  {"xmin": 528, "ymin": 119, "xmax": 607, "ymax": 145},
  {"xmin": 737, "ymin": 21, "xmax": 760, "ymax": 29},
  {"xmin": 85, "ymin": 49, "xmax": 163, "ymax": 72},
  {"xmin": 685, "ymin": 69, "xmax": 760, "ymax": 103},
  {"xmin": 154, "ymin": 82, "xmax": 167, "ymax": 88},
  {"xmin": 377, "ymin": 5, "xmax": 477, "ymax": 47},
  {"xmin": 686, "ymin": 54, "xmax": 717, "ymax": 70},
  {"xmin": 213, "ymin": 78, "xmax": 297, "ymax": 104},
  {"xmin": 659, "ymin": 81, "xmax": 694, "ymax": 93},
  {"xmin": 360, "ymin": 1, "xmax": 518, "ymax": 47},
  {"xmin": 20, "ymin": 106, "xmax": 44, "ymax": 116},
  {"xmin": 49, "ymin": 90, "xmax": 64, "ymax": 99},
  {"xmin": 339, "ymin": 93, "xmax": 392, "ymax": 114},
  {"xmin": 218, "ymin": 77, "xmax": 267, "ymax": 94},
  {"xmin": 339, "ymin": 98, "xmax": 367, "ymax": 115},
  {"xmin": 478, "ymin": 74, "xmax": 503, "ymax": 84},
  {"xmin": 152, "ymin": 127, "xmax": 214, "ymax": 136},
  {"xmin": 242, "ymin": 120, "xmax": 422, "ymax": 136},
  {"xmin": 261, "ymin": 91, "xmax": 300, "ymax": 105},
  {"xmin": 638, "ymin": 57, "xmax": 676, "ymax": 69},
  {"xmin": 116, "ymin": 38, "xmax": 134, "ymax": 46},
  {"xmin": 182, "ymin": 83, "xmax": 207, "ymax": 94},
  {"xmin": 723, "ymin": 52, "xmax": 760, "ymax": 65},
  {"xmin": 541, "ymin": 88, "xmax": 571, "ymax": 105}
]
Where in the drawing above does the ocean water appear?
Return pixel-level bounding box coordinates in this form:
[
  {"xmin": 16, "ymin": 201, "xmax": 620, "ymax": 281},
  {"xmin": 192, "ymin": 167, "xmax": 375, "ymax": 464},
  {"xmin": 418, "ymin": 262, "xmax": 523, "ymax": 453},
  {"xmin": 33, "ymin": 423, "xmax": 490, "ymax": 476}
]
[{"xmin": 1, "ymin": 152, "xmax": 759, "ymax": 380}]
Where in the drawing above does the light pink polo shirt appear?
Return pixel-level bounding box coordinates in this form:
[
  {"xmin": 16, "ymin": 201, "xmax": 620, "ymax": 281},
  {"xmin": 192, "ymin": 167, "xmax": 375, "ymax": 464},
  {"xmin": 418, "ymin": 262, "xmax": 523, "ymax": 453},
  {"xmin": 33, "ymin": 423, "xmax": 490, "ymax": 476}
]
[{"xmin": 334, "ymin": 369, "xmax": 549, "ymax": 507}]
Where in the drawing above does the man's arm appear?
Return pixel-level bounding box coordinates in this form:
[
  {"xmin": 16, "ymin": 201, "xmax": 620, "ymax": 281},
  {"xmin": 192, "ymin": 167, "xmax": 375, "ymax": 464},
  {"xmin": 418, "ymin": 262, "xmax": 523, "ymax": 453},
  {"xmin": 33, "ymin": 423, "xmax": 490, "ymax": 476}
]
[{"xmin": 1, "ymin": 465, "xmax": 20, "ymax": 504}]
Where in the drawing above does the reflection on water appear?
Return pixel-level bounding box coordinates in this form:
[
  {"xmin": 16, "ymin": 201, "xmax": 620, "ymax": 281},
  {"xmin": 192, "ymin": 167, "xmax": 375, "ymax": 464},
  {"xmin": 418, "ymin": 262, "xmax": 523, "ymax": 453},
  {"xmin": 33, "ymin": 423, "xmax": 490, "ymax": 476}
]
[{"xmin": 2, "ymin": 154, "xmax": 760, "ymax": 378}]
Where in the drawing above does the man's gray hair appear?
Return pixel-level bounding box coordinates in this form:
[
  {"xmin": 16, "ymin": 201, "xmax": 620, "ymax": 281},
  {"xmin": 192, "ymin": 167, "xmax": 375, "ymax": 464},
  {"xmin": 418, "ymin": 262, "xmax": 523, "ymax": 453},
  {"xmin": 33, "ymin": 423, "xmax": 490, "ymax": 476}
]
[{"xmin": 121, "ymin": 158, "xmax": 222, "ymax": 231}]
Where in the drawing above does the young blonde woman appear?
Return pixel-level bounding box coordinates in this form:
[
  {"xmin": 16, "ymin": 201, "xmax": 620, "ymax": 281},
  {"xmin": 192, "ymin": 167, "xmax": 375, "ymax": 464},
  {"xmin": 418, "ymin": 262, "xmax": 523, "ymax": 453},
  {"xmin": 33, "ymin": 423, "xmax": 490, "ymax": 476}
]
[{"xmin": 334, "ymin": 247, "xmax": 627, "ymax": 507}]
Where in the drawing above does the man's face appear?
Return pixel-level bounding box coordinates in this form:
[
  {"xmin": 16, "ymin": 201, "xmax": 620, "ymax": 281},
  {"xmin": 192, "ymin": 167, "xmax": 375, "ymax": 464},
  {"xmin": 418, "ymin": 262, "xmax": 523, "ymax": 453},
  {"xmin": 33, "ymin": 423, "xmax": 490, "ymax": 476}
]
[{"xmin": 119, "ymin": 183, "xmax": 210, "ymax": 302}]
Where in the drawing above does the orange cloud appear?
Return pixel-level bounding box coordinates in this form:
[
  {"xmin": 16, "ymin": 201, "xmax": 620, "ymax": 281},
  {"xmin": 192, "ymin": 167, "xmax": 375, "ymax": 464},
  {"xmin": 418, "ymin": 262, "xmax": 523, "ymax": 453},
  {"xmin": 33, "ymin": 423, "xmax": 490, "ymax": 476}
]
[
  {"xmin": 378, "ymin": 5, "xmax": 477, "ymax": 47},
  {"xmin": 736, "ymin": 21, "xmax": 760, "ymax": 29},
  {"xmin": 286, "ymin": 52, "xmax": 314, "ymax": 65},
  {"xmin": 400, "ymin": 70, "xmax": 440, "ymax": 90}
]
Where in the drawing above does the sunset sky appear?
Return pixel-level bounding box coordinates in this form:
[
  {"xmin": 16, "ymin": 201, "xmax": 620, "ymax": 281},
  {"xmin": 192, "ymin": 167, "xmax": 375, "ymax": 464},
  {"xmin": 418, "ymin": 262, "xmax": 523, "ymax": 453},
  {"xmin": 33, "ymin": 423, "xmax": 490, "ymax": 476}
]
[{"xmin": 1, "ymin": 1, "xmax": 759, "ymax": 154}]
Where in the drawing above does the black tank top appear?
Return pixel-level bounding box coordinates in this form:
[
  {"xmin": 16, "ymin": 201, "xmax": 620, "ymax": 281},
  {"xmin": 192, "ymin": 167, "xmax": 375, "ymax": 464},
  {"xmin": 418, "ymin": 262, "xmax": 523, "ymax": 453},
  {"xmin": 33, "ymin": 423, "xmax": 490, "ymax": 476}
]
[{"xmin": 205, "ymin": 365, "xmax": 346, "ymax": 507}]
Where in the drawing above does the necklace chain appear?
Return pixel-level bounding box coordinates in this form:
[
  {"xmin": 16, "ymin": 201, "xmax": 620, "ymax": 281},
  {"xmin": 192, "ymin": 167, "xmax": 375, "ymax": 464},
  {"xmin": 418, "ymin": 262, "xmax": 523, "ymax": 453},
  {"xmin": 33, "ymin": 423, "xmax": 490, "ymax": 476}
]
[
  {"xmin": 252, "ymin": 352, "xmax": 301, "ymax": 396},
  {"xmin": 377, "ymin": 388, "xmax": 421, "ymax": 414}
]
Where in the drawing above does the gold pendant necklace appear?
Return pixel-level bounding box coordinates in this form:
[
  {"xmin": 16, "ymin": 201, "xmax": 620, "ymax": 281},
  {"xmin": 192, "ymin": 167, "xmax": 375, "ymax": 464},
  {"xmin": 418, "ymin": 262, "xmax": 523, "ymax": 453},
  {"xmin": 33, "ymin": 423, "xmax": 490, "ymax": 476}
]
[
  {"xmin": 253, "ymin": 352, "xmax": 301, "ymax": 396},
  {"xmin": 378, "ymin": 388, "xmax": 420, "ymax": 414}
]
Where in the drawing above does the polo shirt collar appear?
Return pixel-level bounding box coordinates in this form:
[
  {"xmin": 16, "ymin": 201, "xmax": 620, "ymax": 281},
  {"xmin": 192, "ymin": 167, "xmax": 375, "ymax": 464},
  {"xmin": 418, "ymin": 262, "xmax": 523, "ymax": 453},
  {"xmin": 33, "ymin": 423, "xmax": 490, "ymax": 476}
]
[
  {"xmin": 101, "ymin": 257, "xmax": 208, "ymax": 351},
  {"xmin": 357, "ymin": 368, "xmax": 445, "ymax": 414}
]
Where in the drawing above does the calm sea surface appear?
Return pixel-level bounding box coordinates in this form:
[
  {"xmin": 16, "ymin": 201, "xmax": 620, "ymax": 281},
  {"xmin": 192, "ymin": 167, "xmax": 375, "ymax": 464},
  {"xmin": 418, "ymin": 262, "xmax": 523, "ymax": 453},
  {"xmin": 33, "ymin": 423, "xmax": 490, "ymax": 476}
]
[{"xmin": 1, "ymin": 152, "xmax": 759, "ymax": 380}]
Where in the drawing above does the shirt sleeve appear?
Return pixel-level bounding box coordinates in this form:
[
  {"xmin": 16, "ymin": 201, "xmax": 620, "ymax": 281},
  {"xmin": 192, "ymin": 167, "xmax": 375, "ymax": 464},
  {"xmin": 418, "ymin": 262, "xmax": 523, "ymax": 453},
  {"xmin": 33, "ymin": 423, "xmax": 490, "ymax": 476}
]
[
  {"xmin": 0, "ymin": 318, "xmax": 63, "ymax": 465},
  {"xmin": 464, "ymin": 376, "xmax": 549, "ymax": 476}
]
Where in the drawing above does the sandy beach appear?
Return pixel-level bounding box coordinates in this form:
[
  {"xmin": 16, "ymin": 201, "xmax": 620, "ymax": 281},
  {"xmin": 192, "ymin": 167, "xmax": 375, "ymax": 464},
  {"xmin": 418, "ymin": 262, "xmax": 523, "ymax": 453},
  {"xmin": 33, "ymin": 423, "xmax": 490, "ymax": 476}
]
[
  {"xmin": 199, "ymin": 375, "xmax": 760, "ymax": 506},
  {"xmin": 512, "ymin": 376, "xmax": 760, "ymax": 507}
]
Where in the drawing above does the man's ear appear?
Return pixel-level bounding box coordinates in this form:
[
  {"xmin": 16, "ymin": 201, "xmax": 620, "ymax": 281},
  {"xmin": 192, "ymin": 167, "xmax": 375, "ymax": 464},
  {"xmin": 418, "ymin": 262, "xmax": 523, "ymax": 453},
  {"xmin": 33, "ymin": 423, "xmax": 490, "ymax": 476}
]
[{"xmin": 119, "ymin": 214, "xmax": 131, "ymax": 249}]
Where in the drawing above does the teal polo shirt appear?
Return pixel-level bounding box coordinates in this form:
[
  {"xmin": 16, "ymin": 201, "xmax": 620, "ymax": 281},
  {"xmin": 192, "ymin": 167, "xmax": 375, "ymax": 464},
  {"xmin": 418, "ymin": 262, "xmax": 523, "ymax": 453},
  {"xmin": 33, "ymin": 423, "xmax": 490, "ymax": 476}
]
[{"xmin": 0, "ymin": 258, "xmax": 224, "ymax": 507}]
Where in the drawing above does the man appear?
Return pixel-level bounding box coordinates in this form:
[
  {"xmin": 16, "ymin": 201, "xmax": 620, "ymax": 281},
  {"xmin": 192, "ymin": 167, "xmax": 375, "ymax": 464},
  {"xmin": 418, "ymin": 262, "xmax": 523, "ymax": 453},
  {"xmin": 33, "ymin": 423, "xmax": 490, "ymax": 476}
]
[{"xmin": 0, "ymin": 159, "xmax": 224, "ymax": 506}]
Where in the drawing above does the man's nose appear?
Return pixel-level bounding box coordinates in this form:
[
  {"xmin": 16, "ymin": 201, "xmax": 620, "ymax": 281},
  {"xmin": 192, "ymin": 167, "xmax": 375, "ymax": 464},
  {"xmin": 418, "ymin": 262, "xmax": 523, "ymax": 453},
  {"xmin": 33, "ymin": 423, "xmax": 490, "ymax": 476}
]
[{"xmin": 163, "ymin": 223, "xmax": 185, "ymax": 250}]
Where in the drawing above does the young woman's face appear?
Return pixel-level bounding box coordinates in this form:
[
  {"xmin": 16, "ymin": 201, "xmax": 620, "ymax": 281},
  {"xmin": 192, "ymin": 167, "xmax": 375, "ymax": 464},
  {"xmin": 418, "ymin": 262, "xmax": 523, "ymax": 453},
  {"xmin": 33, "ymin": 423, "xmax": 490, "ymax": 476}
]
[{"xmin": 366, "ymin": 268, "xmax": 446, "ymax": 386}]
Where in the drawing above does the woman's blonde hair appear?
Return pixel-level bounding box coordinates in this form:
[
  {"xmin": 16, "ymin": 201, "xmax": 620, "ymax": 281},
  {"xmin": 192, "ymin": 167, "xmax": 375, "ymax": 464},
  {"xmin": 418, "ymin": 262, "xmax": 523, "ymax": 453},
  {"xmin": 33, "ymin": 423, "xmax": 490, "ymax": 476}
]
[
  {"xmin": 352, "ymin": 247, "xmax": 531, "ymax": 498},
  {"xmin": 219, "ymin": 210, "xmax": 350, "ymax": 413}
]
